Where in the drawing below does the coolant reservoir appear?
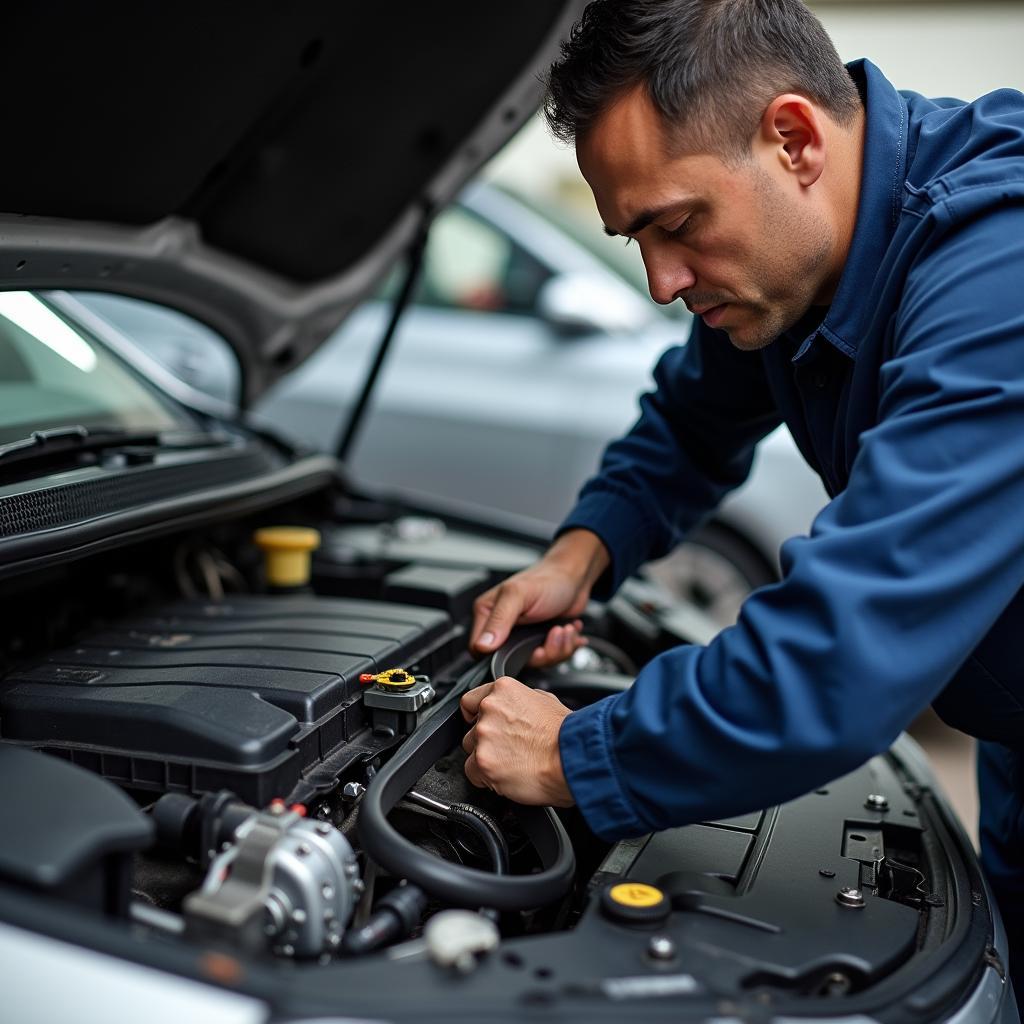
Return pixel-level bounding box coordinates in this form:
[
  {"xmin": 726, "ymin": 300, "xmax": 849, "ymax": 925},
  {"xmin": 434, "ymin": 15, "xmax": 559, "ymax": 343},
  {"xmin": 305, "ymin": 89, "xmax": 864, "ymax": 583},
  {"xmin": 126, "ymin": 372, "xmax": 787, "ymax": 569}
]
[{"xmin": 253, "ymin": 526, "xmax": 321, "ymax": 589}]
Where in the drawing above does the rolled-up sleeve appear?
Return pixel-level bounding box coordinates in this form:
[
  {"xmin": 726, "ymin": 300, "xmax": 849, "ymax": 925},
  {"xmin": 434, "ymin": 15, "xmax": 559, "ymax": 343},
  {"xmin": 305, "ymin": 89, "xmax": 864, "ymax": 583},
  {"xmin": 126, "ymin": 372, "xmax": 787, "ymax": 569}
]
[{"xmin": 561, "ymin": 204, "xmax": 1024, "ymax": 841}]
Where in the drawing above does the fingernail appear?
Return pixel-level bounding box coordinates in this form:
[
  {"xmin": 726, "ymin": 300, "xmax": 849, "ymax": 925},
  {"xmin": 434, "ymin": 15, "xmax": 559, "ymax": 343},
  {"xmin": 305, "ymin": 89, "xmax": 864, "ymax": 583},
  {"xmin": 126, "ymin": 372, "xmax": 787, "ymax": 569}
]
[{"xmin": 479, "ymin": 632, "xmax": 495, "ymax": 647}]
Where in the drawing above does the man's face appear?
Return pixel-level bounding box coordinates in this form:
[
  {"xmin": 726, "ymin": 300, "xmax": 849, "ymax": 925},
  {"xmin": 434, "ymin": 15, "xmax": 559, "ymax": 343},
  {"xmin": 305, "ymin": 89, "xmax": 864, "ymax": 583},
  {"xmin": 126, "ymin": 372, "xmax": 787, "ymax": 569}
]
[{"xmin": 577, "ymin": 86, "xmax": 834, "ymax": 349}]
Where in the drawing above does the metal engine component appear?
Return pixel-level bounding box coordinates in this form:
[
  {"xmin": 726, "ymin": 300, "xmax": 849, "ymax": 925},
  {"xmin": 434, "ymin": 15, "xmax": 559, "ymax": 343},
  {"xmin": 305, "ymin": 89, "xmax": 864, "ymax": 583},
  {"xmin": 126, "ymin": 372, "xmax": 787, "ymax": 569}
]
[
  {"xmin": 424, "ymin": 910, "xmax": 500, "ymax": 972},
  {"xmin": 363, "ymin": 670, "xmax": 436, "ymax": 735},
  {"xmin": 184, "ymin": 802, "xmax": 361, "ymax": 958}
]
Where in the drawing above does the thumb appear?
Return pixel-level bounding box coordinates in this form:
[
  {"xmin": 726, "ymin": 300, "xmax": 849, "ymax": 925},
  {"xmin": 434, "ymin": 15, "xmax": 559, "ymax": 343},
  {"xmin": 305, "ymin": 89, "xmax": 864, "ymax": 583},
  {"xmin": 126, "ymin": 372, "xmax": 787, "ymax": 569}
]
[{"xmin": 474, "ymin": 584, "xmax": 527, "ymax": 652}]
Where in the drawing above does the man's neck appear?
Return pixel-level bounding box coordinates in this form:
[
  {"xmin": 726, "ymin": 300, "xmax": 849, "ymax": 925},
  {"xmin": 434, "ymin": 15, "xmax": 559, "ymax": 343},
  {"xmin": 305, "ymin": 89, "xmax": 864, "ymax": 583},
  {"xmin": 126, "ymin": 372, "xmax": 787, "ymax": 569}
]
[{"xmin": 814, "ymin": 106, "xmax": 867, "ymax": 306}]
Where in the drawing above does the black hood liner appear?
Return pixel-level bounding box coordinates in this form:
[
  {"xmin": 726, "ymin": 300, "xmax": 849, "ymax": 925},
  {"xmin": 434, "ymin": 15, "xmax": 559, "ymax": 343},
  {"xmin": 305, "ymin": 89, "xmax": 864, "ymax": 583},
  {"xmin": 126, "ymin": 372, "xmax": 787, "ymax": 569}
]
[{"xmin": 4, "ymin": 3, "xmax": 566, "ymax": 284}]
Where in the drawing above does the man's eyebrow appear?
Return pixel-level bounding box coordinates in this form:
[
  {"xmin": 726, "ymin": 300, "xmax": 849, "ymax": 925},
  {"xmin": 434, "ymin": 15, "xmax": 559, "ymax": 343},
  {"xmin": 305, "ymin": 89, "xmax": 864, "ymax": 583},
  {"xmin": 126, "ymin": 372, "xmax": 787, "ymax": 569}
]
[{"xmin": 602, "ymin": 201, "xmax": 693, "ymax": 238}]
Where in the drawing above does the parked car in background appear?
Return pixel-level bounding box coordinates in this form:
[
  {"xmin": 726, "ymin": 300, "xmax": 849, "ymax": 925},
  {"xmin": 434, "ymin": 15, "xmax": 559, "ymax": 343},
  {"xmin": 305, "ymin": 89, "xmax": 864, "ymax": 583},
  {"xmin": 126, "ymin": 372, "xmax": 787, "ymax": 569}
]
[{"xmin": 75, "ymin": 181, "xmax": 828, "ymax": 627}]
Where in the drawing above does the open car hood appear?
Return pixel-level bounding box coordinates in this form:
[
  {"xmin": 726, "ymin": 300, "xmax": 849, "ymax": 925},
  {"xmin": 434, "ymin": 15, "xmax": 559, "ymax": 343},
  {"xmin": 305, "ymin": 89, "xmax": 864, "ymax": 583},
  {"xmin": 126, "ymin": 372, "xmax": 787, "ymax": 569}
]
[{"xmin": 0, "ymin": 2, "xmax": 583, "ymax": 405}]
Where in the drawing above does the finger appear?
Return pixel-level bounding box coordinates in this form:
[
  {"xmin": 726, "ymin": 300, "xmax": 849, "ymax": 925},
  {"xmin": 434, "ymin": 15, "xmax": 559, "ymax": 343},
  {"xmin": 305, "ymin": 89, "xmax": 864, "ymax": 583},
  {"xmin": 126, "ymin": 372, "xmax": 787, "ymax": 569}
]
[
  {"xmin": 460, "ymin": 682, "xmax": 494, "ymax": 722},
  {"xmin": 463, "ymin": 751, "xmax": 487, "ymax": 790},
  {"xmin": 475, "ymin": 584, "xmax": 527, "ymax": 652},
  {"xmin": 461, "ymin": 723, "xmax": 477, "ymax": 755},
  {"xmin": 527, "ymin": 624, "xmax": 564, "ymax": 668},
  {"xmin": 469, "ymin": 588, "xmax": 499, "ymax": 649}
]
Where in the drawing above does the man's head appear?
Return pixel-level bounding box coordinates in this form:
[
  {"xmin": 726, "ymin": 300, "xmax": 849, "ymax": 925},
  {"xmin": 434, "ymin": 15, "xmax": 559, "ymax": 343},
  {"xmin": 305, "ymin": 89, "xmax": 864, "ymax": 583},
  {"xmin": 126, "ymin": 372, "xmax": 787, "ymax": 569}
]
[{"xmin": 545, "ymin": 0, "xmax": 864, "ymax": 349}]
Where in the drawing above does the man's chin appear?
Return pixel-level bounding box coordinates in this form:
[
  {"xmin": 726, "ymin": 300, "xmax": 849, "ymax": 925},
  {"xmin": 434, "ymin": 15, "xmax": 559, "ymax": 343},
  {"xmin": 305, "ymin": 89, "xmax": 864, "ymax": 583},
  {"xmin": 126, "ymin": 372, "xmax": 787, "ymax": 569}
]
[{"xmin": 722, "ymin": 321, "xmax": 776, "ymax": 352}]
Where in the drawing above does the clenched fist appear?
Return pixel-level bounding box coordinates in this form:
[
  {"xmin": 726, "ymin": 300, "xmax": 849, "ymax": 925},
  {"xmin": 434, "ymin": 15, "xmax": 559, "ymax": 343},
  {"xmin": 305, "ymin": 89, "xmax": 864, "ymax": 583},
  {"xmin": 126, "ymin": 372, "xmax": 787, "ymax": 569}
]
[{"xmin": 460, "ymin": 676, "xmax": 575, "ymax": 806}]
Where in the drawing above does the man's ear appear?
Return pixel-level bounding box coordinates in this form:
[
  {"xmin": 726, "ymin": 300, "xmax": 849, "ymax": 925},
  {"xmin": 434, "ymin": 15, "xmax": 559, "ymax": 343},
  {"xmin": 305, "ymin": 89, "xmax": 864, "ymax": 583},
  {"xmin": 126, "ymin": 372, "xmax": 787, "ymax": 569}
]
[{"xmin": 759, "ymin": 94, "xmax": 826, "ymax": 187}]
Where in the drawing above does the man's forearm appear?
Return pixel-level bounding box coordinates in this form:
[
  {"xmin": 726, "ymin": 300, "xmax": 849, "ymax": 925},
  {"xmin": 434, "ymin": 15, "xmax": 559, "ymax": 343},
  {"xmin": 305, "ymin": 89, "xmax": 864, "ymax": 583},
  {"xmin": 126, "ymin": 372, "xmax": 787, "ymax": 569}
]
[{"xmin": 545, "ymin": 528, "xmax": 610, "ymax": 592}]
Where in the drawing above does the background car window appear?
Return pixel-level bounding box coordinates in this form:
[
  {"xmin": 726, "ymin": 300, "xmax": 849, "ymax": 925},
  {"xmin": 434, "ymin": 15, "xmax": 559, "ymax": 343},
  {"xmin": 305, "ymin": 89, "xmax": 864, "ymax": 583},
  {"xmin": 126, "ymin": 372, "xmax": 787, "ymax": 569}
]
[
  {"xmin": 0, "ymin": 292, "xmax": 187, "ymax": 445},
  {"xmin": 71, "ymin": 293, "xmax": 242, "ymax": 406},
  {"xmin": 381, "ymin": 206, "xmax": 552, "ymax": 315}
]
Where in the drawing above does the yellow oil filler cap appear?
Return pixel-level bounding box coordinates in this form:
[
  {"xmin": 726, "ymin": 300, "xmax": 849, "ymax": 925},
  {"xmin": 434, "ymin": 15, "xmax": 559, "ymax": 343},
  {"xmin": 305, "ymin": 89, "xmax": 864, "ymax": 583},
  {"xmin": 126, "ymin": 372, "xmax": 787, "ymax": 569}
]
[
  {"xmin": 601, "ymin": 881, "xmax": 670, "ymax": 924},
  {"xmin": 253, "ymin": 526, "xmax": 321, "ymax": 589}
]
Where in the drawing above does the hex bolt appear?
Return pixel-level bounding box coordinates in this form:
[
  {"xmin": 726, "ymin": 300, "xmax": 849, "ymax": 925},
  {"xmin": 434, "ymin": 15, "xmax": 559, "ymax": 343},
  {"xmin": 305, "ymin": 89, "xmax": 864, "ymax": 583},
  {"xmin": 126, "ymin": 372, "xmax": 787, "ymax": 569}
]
[
  {"xmin": 316, "ymin": 822, "xmax": 333, "ymax": 837},
  {"xmin": 647, "ymin": 935, "xmax": 676, "ymax": 961},
  {"xmin": 292, "ymin": 909, "xmax": 307, "ymax": 925},
  {"xmin": 342, "ymin": 782, "xmax": 366, "ymax": 800},
  {"xmin": 865, "ymin": 793, "xmax": 889, "ymax": 811},
  {"xmin": 297, "ymin": 842, "xmax": 312, "ymax": 857},
  {"xmin": 836, "ymin": 887, "xmax": 866, "ymax": 909},
  {"xmin": 322, "ymin": 883, "xmax": 335, "ymax": 900}
]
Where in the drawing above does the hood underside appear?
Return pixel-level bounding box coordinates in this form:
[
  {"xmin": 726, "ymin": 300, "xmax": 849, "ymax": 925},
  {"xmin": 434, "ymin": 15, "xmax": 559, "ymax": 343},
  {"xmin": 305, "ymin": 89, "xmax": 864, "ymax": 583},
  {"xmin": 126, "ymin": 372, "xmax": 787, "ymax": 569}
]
[{"xmin": 0, "ymin": 2, "xmax": 583, "ymax": 404}]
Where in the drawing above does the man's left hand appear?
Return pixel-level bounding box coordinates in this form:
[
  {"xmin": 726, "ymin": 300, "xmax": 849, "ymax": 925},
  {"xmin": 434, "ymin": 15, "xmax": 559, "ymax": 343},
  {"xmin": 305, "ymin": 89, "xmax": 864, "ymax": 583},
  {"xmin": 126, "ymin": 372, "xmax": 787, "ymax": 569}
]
[{"xmin": 460, "ymin": 677, "xmax": 574, "ymax": 806}]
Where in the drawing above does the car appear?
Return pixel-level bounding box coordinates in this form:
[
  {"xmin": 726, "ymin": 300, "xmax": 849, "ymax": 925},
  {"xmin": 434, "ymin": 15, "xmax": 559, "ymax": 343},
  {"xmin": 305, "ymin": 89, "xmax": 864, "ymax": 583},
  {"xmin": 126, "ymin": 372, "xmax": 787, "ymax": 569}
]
[
  {"xmin": 0, "ymin": 4, "xmax": 1014, "ymax": 1022},
  {"xmin": 74, "ymin": 179, "xmax": 829, "ymax": 630}
]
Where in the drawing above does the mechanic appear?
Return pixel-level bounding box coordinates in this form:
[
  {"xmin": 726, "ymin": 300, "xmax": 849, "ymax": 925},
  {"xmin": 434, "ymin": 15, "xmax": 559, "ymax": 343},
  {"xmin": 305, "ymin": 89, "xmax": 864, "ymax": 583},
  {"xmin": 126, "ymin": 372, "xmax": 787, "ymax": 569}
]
[{"xmin": 460, "ymin": 0, "xmax": 1024, "ymax": 994}]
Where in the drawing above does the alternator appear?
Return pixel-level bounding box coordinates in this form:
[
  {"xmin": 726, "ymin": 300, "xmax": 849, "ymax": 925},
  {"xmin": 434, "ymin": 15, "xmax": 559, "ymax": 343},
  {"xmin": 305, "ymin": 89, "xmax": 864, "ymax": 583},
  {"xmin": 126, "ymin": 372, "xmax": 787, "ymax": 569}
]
[{"xmin": 184, "ymin": 802, "xmax": 361, "ymax": 958}]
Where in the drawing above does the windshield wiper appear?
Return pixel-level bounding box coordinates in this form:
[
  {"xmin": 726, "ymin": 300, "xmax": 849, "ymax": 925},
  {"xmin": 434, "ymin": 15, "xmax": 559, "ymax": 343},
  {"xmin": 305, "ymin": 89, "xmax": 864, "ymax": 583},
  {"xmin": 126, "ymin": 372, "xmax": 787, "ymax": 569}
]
[{"xmin": 0, "ymin": 425, "xmax": 229, "ymax": 473}]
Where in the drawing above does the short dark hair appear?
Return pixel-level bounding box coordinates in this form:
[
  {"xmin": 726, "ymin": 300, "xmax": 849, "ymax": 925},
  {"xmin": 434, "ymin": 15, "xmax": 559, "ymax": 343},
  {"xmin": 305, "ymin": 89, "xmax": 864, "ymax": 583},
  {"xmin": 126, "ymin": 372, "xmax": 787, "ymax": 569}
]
[{"xmin": 544, "ymin": 0, "xmax": 861, "ymax": 158}]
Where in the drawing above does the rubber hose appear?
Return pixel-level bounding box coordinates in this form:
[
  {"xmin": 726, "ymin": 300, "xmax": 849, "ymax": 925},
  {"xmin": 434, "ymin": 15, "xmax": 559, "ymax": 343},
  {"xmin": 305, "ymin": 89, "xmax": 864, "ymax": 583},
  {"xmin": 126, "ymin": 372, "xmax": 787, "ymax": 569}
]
[
  {"xmin": 357, "ymin": 694, "xmax": 575, "ymax": 911},
  {"xmin": 446, "ymin": 803, "xmax": 508, "ymax": 874}
]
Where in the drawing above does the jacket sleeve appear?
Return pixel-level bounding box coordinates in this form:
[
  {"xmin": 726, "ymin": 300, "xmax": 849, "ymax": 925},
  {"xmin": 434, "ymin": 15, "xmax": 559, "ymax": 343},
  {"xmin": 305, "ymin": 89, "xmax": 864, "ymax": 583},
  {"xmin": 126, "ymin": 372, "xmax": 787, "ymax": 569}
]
[
  {"xmin": 557, "ymin": 319, "xmax": 782, "ymax": 596},
  {"xmin": 560, "ymin": 204, "xmax": 1024, "ymax": 840}
]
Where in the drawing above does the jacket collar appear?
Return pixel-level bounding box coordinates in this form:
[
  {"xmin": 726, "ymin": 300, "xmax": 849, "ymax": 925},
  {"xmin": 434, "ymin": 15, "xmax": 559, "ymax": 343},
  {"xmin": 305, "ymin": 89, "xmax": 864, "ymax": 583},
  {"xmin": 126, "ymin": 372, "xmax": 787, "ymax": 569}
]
[{"xmin": 792, "ymin": 59, "xmax": 909, "ymax": 363}]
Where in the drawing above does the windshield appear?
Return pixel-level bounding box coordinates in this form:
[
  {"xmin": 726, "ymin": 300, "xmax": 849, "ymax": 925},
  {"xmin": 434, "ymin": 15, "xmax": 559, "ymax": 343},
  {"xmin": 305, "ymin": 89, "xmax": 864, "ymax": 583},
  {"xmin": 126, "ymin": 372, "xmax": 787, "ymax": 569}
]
[{"xmin": 0, "ymin": 292, "xmax": 192, "ymax": 446}]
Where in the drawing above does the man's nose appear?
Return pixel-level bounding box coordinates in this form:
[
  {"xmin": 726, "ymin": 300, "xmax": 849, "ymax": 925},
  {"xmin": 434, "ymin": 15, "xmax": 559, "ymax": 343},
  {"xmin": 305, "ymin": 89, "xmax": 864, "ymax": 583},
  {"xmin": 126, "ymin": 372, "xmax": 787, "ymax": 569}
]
[{"xmin": 641, "ymin": 245, "xmax": 698, "ymax": 306}]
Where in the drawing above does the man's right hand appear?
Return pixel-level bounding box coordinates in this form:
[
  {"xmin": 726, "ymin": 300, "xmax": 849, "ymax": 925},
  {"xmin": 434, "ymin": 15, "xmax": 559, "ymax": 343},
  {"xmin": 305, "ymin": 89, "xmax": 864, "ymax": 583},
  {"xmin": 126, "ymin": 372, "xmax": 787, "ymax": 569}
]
[{"xmin": 470, "ymin": 529, "xmax": 610, "ymax": 667}]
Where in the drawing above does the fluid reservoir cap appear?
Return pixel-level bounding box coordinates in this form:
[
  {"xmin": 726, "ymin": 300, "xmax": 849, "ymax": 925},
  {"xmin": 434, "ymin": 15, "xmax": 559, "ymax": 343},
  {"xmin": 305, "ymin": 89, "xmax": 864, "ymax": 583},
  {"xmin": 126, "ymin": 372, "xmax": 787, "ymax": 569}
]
[
  {"xmin": 253, "ymin": 526, "xmax": 321, "ymax": 588},
  {"xmin": 601, "ymin": 881, "xmax": 670, "ymax": 924}
]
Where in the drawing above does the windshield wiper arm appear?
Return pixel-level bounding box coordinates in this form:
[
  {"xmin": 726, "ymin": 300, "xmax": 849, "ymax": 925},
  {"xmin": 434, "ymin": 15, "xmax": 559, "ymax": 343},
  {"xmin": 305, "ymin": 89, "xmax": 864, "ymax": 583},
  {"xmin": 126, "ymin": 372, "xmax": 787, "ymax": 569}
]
[{"xmin": 0, "ymin": 425, "xmax": 164, "ymax": 470}]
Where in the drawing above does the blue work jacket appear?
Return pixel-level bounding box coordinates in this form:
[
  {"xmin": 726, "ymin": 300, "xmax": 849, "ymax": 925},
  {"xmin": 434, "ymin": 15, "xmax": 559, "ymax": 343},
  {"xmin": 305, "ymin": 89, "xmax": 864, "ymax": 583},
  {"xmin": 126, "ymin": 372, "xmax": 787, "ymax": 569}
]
[{"xmin": 557, "ymin": 60, "xmax": 1024, "ymax": 841}]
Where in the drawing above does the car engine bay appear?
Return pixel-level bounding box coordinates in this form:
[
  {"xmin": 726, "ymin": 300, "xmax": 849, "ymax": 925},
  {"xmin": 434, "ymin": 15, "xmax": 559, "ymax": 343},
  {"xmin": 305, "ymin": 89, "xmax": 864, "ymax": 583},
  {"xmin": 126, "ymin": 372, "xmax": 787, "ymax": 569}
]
[{"xmin": 0, "ymin": 482, "xmax": 1000, "ymax": 1020}]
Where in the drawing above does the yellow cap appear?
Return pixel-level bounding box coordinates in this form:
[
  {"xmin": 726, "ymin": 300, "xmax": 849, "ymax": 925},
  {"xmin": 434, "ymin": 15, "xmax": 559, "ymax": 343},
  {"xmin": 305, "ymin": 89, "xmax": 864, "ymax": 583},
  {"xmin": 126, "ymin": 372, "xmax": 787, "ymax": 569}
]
[
  {"xmin": 253, "ymin": 526, "xmax": 321, "ymax": 588},
  {"xmin": 373, "ymin": 668, "xmax": 416, "ymax": 690},
  {"xmin": 608, "ymin": 883, "xmax": 665, "ymax": 909}
]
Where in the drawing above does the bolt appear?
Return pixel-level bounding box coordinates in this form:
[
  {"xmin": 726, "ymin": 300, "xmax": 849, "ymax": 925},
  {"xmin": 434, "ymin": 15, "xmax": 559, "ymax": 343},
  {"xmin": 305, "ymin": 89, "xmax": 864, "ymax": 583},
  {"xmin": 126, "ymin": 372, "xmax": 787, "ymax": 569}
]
[
  {"xmin": 322, "ymin": 883, "xmax": 335, "ymax": 900},
  {"xmin": 352, "ymin": 879, "xmax": 365, "ymax": 895},
  {"xmin": 297, "ymin": 842, "xmax": 312, "ymax": 857},
  {"xmin": 647, "ymin": 935, "xmax": 676, "ymax": 961},
  {"xmin": 281, "ymin": 944, "xmax": 295, "ymax": 957},
  {"xmin": 342, "ymin": 782, "xmax": 366, "ymax": 800},
  {"xmin": 836, "ymin": 887, "xmax": 866, "ymax": 909},
  {"xmin": 220, "ymin": 841, "xmax": 231, "ymax": 852},
  {"xmin": 819, "ymin": 868, "xmax": 836, "ymax": 878},
  {"xmin": 865, "ymin": 793, "xmax": 889, "ymax": 811},
  {"xmin": 318, "ymin": 803, "xmax": 331, "ymax": 819},
  {"xmin": 327, "ymin": 932, "xmax": 341, "ymax": 949},
  {"xmin": 316, "ymin": 822, "xmax": 333, "ymax": 837},
  {"xmin": 292, "ymin": 909, "xmax": 307, "ymax": 925},
  {"xmin": 344, "ymin": 862, "xmax": 360, "ymax": 877},
  {"xmin": 823, "ymin": 971, "xmax": 851, "ymax": 996}
]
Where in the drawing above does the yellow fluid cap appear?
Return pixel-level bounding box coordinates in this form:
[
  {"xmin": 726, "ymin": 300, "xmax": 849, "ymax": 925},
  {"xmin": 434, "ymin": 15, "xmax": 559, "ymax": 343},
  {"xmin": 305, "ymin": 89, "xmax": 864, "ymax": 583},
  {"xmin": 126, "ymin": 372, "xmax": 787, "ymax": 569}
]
[
  {"xmin": 601, "ymin": 881, "xmax": 670, "ymax": 925},
  {"xmin": 253, "ymin": 526, "xmax": 321, "ymax": 588},
  {"xmin": 608, "ymin": 883, "xmax": 664, "ymax": 908},
  {"xmin": 374, "ymin": 668, "xmax": 415, "ymax": 690}
]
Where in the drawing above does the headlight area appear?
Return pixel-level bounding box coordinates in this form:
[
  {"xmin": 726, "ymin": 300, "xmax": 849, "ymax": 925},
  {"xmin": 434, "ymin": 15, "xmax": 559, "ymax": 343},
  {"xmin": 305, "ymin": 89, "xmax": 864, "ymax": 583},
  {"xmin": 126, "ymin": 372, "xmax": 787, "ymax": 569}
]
[{"xmin": 0, "ymin": 501, "xmax": 1007, "ymax": 1022}]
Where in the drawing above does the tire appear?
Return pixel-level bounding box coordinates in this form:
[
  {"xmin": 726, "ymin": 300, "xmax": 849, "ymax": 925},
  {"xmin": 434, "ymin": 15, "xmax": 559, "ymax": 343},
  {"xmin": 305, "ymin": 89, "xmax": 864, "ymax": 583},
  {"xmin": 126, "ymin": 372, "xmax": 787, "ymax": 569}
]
[{"xmin": 642, "ymin": 521, "xmax": 778, "ymax": 630}]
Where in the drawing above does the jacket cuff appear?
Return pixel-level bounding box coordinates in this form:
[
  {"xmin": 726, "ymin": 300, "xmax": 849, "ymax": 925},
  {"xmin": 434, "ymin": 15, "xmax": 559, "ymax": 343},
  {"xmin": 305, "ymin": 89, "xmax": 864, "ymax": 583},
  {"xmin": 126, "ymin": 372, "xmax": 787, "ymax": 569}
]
[
  {"xmin": 556, "ymin": 489, "xmax": 659, "ymax": 599},
  {"xmin": 558, "ymin": 697, "xmax": 649, "ymax": 841}
]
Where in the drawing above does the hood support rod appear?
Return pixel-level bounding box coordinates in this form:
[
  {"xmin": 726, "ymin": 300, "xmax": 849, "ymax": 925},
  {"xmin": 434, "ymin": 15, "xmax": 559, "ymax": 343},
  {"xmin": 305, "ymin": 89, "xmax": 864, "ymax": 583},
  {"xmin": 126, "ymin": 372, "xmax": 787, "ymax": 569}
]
[{"xmin": 335, "ymin": 207, "xmax": 432, "ymax": 464}]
